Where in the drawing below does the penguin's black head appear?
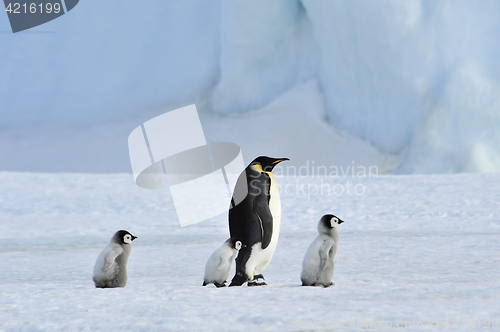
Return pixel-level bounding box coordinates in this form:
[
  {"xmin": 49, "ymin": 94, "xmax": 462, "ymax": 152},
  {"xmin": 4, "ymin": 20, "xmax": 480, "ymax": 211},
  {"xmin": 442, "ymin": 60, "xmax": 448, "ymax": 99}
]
[
  {"xmin": 113, "ymin": 230, "xmax": 137, "ymax": 245},
  {"xmin": 320, "ymin": 214, "xmax": 344, "ymax": 230},
  {"xmin": 250, "ymin": 156, "xmax": 290, "ymax": 172}
]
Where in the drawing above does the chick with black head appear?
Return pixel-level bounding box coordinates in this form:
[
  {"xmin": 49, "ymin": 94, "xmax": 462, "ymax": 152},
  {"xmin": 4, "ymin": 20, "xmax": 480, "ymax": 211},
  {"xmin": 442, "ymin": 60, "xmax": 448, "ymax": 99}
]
[
  {"xmin": 301, "ymin": 214, "xmax": 344, "ymax": 287},
  {"xmin": 93, "ymin": 230, "xmax": 137, "ymax": 288}
]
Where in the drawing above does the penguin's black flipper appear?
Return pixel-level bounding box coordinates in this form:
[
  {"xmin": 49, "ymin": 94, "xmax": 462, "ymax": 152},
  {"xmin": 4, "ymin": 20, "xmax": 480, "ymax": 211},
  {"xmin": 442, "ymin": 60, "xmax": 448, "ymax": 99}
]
[{"xmin": 253, "ymin": 174, "xmax": 273, "ymax": 249}]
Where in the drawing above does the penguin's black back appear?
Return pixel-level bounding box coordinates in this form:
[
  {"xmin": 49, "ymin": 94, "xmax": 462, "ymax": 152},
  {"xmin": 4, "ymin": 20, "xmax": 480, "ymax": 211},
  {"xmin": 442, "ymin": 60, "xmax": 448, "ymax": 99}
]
[{"xmin": 229, "ymin": 167, "xmax": 272, "ymax": 248}]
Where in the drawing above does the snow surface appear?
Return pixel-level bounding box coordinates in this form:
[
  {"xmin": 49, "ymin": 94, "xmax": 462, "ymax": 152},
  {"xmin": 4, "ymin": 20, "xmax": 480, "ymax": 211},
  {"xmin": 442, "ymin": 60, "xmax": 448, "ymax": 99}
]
[
  {"xmin": 1, "ymin": 171, "xmax": 499, "ymax": 331},
  {"xmin": 2, "ymin": 1, "xmax": 500, "ymax": 174}
]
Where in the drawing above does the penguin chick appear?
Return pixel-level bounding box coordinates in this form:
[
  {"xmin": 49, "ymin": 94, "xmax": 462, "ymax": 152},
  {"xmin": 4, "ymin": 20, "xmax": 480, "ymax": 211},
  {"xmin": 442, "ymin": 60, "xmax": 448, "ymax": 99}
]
[
  {"xmin": 203, "ymin": 238, "xmax": 242, "ymax": 287},
  {"xmin": 93, "ymin": 230, "xmax": 137, "ymax": 288},
  {"xmin": 301, "ymin": 215, "xmax": 344, "ymax": 287}
]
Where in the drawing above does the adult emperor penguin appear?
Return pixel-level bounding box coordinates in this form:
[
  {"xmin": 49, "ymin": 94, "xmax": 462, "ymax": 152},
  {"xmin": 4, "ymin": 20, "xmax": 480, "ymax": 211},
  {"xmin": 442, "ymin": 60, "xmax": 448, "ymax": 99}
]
[
  {"xmin": 301, "ymin": 214, "xmax": 344, "ymax": 287},
  {"xmin": 229, "ymin": 156, "xmax": 289, "ymax": 286},
  {"xmin": 203, "ymin": 238, "xmax": 243, "ymax": 287},
  {"xmin": 93, "ymin": 230, "xmax": 137, "ymax": 288}
]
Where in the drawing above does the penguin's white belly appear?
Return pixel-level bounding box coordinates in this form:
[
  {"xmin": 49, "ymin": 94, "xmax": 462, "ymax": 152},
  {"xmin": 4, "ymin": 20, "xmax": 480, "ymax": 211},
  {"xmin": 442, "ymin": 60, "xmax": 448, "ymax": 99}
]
[{"xmin": 245, "ymin": 174, "xmax": 281, "ymax": 278}]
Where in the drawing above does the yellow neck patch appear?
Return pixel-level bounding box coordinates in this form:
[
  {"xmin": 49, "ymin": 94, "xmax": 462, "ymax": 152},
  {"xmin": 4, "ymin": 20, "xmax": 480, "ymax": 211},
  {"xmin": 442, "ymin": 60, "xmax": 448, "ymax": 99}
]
[{"xmin": 251, "ymin": 164, "xmax": 263, "ymax": 173}]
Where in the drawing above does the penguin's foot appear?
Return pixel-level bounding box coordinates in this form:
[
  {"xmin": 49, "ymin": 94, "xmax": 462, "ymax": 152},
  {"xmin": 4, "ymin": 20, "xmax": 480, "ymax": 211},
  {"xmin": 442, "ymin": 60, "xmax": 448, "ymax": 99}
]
[
  {"xmin": 253, "ymin": 274, "xmax": 265, "ymax": 281},
  {"xmin": 247, "ymin": 281, "xmax": 267, "ymax": 287},
  {"xmin": 229, "ymin": 273, "xmax": 248, "ymax": 287},
  {"xmin": 214, "ymin": 282, "xmax": 226, "ymax": 288},
  {"xmin": 324, "ymin": 282, "xmax": 335, "ymax": 288}
]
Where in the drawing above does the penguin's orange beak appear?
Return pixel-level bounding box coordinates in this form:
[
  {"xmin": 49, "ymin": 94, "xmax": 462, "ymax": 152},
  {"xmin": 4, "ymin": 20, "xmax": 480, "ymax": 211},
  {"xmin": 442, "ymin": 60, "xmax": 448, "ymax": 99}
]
[{"xmin": 272, "ymin": 158, "xmax": 290, "ymax": 165}]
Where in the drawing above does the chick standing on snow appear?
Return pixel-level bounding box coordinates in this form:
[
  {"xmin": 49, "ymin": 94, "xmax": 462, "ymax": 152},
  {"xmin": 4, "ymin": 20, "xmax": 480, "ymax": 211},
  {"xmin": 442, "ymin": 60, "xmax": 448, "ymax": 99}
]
[
  {"xmin": 301, "ymin": 214, "xmax": 344, "ymax": 287},
  {"xmin": 93, "ymin": 230, "xmax": 137, "ymax": 288},
  {"xmin": 203, "ymin": 238, "xmax": 242, "ymax": 287}
]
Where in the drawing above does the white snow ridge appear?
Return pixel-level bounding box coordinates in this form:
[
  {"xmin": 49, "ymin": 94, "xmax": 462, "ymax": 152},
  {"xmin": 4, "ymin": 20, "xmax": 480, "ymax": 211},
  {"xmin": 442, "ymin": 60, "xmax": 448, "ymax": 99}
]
[{"xmin": 1, "ymin": 1, "xmax": 500, "ymax": 173}]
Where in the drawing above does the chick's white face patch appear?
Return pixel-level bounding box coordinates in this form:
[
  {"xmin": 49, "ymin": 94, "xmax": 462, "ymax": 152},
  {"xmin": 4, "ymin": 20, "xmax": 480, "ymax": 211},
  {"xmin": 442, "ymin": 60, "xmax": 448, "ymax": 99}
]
[
  {"xmin": 235, "ymin": 241, "xmax": 242, "ymax": 250},
  {"xmin": 124, "ymin": 234, "xmax": 133, "ymax": 244},
  {"xmin": 330, "ymin": 217, "xmax": 339, "ymax": 228}
]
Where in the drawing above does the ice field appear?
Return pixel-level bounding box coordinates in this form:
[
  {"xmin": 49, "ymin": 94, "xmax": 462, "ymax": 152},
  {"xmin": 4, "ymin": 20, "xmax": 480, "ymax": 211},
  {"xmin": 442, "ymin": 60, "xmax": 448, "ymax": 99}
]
[
  {"xmin": 2, "ymin": 0, "xmax": 500, "ymax": 174},
  {"xmin": 1, "ymin": 172, "xmax": 499, "ymax": 331}
]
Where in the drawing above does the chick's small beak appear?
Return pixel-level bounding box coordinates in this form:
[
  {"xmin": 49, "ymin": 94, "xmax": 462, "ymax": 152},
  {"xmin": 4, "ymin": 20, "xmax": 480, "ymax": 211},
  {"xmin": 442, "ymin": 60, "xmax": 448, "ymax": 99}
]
[
  {"xmin": 338, "ymin": 220, "xmax": 345, "ymax": 224},
  {"xmin": 131, "ymin": 236, "xmax": 137, "ymax": 241}
]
